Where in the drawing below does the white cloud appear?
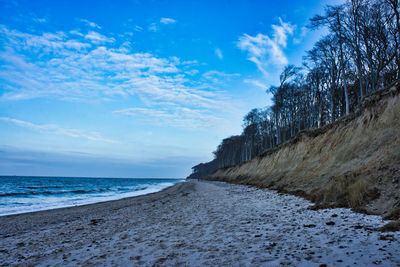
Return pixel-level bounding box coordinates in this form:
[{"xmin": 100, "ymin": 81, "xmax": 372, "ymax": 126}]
[
  {"xmin": 79, "ymin": 19, "xmax": 101, "ymax": 29},
  {"xmin": 149, "ymin": 18, "xmax": 177, "ymax": 32},
  {"xmin": 160, "ymin": 18, "xmax": 177, "ymax": 24},
  {"xmin": 272, "ymin": 18, "xmax": 294, "ymax": 46},
  {"xmin": 84, "ymin": 31, "xmax": 115, "ymax": 44},
  {"xmin": 214, "ymin": 48, "xmax": 223, "ymax": 60},
  {"xmin": 237, "ymin": 18, "xmax": 295, "ymax": 74},
  {"xmin": 0, "ymin": 117, "xmax": 116, "ymax": 143},
  {"xmin": 69, "ymin": 30, "xmax": 84, "ymax": 37},
  {"xmin": 0, "ymin": 24, "xmax": 234, "ymax": 130}
]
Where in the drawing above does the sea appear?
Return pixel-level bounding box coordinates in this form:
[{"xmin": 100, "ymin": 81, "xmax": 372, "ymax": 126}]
[{"xmin": 0, "ymin": 176, "xmax": 183, "ymax": 216}]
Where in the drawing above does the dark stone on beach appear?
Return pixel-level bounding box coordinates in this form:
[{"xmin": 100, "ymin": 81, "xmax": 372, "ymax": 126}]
[
  {"xmin": 303, "ymin": 224, "xmax": 316, "ymax": 228},
  {"xmin": 89, "ymin": 218, "xmax": 103, "ymax": 226},
  {"xmin": 326, "ymin": 221, "xmax": 335, "ymax": 226}
]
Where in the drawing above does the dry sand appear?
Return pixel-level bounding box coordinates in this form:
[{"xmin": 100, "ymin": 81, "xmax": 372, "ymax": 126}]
[{"xmin": 0, "ymin": 180, "xmax": 399, "ymax": 266}]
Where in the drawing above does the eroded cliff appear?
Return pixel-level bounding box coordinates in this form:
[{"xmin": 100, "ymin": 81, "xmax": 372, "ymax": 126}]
[{"xmin": 208, "ymin": 83, "xmax": 400, "ymax": 218}]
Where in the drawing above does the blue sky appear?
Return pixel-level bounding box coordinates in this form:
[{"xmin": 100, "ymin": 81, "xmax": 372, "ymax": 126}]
[{"xmin": 0, "ymin": 0, "xmax": 340, "ymax": 178}]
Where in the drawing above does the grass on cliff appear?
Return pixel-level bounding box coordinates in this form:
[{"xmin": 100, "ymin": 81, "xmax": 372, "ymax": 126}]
[{"xmin": 311, "ymin": 172, "xmax": 379, "ymax": 210}]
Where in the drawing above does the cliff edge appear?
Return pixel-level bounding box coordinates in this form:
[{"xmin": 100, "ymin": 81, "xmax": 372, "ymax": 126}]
[{"xmin": 208, "ymin": 82, "xmax": 400, "ymax": 219}]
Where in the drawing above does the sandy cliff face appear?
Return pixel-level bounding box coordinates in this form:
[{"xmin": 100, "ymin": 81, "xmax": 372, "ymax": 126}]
[{"xmin": 209, "ymin": 84, "xmax": 400, "ymax": 218}]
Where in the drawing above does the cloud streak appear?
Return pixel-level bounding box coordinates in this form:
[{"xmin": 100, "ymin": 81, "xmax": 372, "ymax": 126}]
[
  {"xmin": 214, "ymin": 48, "xmax": 223, "ymax": 60},
  {"xmin": 113, "ymin": 107, "xmax": 228, "ymax": 130},
  {"xmin": 160, "ymin": 18, "xmax": 177, "ymax": 25},
  {"xmin": 0, "ymin": 117, "xmax": 117, "ymax": 143},
  {"xmin": 85, "ymin": 31, "xmax": 115, "ymax": 43},
  {"xmin": 79, "ymin": 19, "xmax": 101, "ymax": 29}
]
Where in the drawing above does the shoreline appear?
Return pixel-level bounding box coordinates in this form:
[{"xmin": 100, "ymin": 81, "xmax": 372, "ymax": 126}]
[
  {"xmin": 1, "ymin": 180, "xmax": 399, "ymax": 266},
  {"xmin": 0, "ymin": 179, "xmax": 183, "ymax": 217},
  {"xmin": 0, "ymin": 180, "xmax": 185, "ymax": 224}
]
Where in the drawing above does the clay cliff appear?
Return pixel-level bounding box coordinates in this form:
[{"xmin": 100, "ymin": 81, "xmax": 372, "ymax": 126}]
[{"xmin": 207, "ymin": 83, "xmax": 400, "ymax": 218}]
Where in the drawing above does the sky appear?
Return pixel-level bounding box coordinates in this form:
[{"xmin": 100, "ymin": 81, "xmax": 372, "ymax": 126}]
[{"xmin": 0, "ymin": 0, "xmax": 340, "ymax": 178}]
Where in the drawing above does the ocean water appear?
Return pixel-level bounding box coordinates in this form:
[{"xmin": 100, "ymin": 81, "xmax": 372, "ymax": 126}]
[{"xmin": 0, "ymin": 176, "xmax": 183, "ymax": 216}]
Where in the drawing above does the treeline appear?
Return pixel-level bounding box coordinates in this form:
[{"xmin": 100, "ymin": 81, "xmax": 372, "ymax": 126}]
[{"xmin": 189, "ymin": 0, "xmax": 399, "ymax": 179}]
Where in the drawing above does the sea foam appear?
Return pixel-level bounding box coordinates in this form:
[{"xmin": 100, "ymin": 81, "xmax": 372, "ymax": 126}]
[{"xmin": 0, "ymin": 176, "xmax": 182, "ymax": 216}]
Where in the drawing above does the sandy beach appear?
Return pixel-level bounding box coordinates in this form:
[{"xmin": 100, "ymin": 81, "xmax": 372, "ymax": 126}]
[{"xmin": 0, "ymin": 180, "xmax": 399, "ymax": 266}]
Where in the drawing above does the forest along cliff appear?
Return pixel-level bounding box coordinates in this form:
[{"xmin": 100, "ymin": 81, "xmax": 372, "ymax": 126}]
[{"xmin": 203, "ymin": 84, "xmax": 400, "ymax": 219}]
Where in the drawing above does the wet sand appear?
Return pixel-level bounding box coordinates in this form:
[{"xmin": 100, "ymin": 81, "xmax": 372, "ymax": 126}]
[{"xmin": 0, "ymin": 180, "xmax": 399, "ymax": 266}]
